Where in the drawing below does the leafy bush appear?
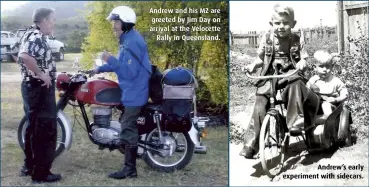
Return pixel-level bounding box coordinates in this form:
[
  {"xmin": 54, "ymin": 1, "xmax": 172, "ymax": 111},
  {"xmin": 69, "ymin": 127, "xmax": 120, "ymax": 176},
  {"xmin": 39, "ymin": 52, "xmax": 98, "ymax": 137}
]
[
  {"xmin": 336, "ymin": 32, "xmax": 368, "ymax": 139},
  {"xmin": 305, "ymin": 28, "xmax": 368, "ymax": 139},
  {"xmin": 66, "ymin": 31, "xmax": 88, "ymax": 53},
  {"xmin": 303, "ymin": 34, "xmax": 338, "ymax": 79},
  {"xmin": 81, "ymin": 1, "xmax": 229, "ymax": 119}
]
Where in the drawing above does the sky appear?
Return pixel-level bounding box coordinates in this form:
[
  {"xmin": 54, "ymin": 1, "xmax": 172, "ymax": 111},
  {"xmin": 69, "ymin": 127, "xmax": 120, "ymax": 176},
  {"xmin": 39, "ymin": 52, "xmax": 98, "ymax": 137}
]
[
  {"xmin": 230, "ymin": 1, "xmax": 338, "ymax": 33},
  {"xmin": 1, "ymin": 1, "xmax": 28, "ymax": 12}
]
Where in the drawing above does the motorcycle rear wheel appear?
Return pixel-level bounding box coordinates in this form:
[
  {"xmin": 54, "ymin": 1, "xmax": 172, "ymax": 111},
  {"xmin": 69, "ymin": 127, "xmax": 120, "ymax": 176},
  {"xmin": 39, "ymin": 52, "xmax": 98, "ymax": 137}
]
[
  {"xmin": 142, "ymin": 129, "xmax": 195, "ymax": 172},
  {"xmin": 17, "ymin": 115, "xmax": 67, "ymax": 158}
]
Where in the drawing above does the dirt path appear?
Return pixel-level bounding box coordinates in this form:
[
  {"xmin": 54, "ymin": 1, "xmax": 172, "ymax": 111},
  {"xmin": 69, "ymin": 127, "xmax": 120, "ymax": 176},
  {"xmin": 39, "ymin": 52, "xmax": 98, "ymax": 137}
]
[
  {"xmin": 229, "ymin": 50, "xmax": 368, "ymax": 186},
  {"xmin": 1, "ymin": 73, "xmax": 22, "ymax": 83}
]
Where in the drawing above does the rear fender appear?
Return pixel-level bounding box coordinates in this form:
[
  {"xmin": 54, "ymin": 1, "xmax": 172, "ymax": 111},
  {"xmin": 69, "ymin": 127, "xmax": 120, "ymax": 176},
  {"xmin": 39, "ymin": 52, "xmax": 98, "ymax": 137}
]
[{"xmin": 188, "ymin": 125, "xmax": 200, "ymax": 146}]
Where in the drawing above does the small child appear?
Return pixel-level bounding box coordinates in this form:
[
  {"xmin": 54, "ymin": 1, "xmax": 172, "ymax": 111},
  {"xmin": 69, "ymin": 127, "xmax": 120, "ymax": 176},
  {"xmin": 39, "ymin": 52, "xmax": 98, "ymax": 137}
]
[{"xmin": 307, "ymin": 50, "xmax": 348, "ymax": 121}]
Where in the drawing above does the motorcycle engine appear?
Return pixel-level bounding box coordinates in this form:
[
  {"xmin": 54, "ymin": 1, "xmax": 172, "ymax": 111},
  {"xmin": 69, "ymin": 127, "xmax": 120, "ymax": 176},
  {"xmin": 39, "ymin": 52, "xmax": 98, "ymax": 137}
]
[
  {"xmin": 92, "ymin": 121, "xmax": 122, "ymax": 144},
  {"xmin": 91, "ymin": 107, "xmax": 122, "ymax": 145}
]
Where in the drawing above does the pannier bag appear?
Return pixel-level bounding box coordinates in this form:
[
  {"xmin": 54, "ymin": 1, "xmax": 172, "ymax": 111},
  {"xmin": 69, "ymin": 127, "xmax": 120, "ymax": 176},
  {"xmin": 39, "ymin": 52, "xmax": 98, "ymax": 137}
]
[
  {"xmin": 161, "ymin": 67, "xmax": 197, "ymax": 132},
  {"xmin": 162, "ymin": 99, "xmax": 193, "ymax": 132},
  {"xmin": 163, "ymin": 85, "xmax": 194, "ymax": 100}
]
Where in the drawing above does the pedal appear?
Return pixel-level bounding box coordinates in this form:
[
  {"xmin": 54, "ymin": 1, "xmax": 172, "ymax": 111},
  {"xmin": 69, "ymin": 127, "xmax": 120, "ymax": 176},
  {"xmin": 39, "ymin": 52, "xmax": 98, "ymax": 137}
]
[{"xmin": 289, "ymin": 127, "xmax": 303, "ymax": 136}]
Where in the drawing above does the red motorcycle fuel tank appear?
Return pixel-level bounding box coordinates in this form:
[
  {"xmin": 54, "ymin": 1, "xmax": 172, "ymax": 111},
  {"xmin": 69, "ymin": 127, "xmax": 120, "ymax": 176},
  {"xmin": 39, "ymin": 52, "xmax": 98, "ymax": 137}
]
[{"xmin": 75, "ymin": 78, "xmax": 121, "ymax": 106}]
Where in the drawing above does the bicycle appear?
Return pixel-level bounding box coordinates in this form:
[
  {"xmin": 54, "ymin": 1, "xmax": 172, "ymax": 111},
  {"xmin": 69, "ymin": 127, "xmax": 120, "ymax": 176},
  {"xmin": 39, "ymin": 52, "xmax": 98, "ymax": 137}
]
[{"xmin": 245, "ymin": 69, "xmax": 352, "ymax": 178}]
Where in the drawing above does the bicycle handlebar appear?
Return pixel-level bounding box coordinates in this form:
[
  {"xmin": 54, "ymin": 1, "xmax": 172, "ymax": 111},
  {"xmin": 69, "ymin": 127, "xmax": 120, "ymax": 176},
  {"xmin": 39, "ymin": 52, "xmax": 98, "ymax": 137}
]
[{"xmin": 245, "ymin": 69, "xmax": 299, "ymax": 80}]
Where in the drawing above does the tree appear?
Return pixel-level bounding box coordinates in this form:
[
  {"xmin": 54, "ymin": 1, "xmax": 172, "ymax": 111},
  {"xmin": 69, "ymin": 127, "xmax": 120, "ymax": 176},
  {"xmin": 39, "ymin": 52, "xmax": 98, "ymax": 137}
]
[
  {"xmin": 66, "ymin": 31, "xmax": 87, "ymax": 53},
  {"xmin": 81, "ymin": 1, "xmax": 229, "ymax": 112}
]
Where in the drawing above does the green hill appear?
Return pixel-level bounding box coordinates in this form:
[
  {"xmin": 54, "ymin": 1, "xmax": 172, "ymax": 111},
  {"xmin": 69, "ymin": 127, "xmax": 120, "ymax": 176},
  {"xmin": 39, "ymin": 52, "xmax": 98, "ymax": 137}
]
[
  {"xmin": 1, "ymin": 1, "xmax": 87, "ymax": 20},
  {"xmin": 1, "ymin": 1, "xmax": 89, "ymax": 52}
]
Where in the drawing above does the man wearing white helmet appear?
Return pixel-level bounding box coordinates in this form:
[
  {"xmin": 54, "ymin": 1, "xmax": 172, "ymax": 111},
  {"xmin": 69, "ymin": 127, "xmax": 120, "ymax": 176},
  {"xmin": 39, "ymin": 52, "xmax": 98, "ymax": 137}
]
[{"xmin": 94, "ymin": 5, "xmax": 152, "ymax": 179}]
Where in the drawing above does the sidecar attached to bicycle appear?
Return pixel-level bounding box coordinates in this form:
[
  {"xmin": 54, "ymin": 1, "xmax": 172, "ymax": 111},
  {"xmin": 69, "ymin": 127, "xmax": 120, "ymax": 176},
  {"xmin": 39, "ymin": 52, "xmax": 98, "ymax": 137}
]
[{"xmin": 245, "ymin": 70, "xmax": 353, "ymax": 178}]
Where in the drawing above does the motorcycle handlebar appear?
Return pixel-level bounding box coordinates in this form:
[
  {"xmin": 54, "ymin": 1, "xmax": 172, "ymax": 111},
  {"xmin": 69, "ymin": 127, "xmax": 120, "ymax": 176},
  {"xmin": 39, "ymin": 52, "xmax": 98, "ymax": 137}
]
[
  {"xmin": 77, "ymin": 70, "xmax": 95, "ymax": 78},
  {"xmin": 244, "ymin": 69, "xmax": 299, "ymax": 80}
]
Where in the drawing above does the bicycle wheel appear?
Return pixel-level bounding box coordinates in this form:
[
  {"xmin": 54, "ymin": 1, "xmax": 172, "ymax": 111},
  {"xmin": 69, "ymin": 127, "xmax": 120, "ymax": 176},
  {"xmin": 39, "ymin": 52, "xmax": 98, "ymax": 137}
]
[{"xmin": 259, "ymin": 113, "xmax": 288, "ymax": 178}]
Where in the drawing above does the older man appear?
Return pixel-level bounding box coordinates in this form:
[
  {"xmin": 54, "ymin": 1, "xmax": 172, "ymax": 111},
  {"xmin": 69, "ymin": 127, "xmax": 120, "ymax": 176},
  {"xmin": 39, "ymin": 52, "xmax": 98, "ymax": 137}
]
[{"xmin": 18, "ymin": 8, "xmax": 61, "ymax": 183}]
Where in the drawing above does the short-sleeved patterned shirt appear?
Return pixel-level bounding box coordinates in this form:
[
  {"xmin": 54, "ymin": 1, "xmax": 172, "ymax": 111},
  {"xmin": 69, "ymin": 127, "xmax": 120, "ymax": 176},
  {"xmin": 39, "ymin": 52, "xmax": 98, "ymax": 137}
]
[{"xmin": 17, "ymin": 28, "xmax": 56, "ymax": 82}]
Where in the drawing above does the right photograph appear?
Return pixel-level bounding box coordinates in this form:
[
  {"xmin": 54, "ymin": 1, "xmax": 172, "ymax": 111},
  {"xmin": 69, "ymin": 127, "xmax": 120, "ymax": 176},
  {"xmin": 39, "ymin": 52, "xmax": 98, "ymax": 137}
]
[{"xmin": 229, "ymin": 1, "xmax": 368, "ymax": 186}]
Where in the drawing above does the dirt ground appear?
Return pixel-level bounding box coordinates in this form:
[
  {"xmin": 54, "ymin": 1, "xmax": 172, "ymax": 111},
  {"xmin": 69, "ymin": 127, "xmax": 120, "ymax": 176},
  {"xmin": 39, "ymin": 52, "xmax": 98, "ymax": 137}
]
[{"xmin": 229, "ymin": 49, "xmax": 368, "ymax": 186}]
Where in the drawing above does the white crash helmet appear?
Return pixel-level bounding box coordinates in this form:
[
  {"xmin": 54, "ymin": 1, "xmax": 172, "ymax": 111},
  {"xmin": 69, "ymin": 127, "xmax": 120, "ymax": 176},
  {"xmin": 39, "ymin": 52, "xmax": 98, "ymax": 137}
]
[{"xmin": 106, "ymin": 6, "xmax": 136, "ymax": 24}]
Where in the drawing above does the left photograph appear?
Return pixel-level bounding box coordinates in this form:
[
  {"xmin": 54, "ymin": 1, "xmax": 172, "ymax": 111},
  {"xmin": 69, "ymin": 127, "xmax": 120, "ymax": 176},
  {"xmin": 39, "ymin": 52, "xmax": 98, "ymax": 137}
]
[{"xmin": 1, "ymin": 1, "xmax": 229, "ymax": 186}]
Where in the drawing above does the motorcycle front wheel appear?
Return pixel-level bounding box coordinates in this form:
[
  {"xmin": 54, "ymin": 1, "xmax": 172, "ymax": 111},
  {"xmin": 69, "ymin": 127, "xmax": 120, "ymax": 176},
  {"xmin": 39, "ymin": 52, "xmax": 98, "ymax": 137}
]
[
  {"xmin": 17, "ymin": 115, "xmax": 67, "ymax": 157},
  {"xmin": 142, "ymin": 128, "xmax": 195, "ymax": 172}
]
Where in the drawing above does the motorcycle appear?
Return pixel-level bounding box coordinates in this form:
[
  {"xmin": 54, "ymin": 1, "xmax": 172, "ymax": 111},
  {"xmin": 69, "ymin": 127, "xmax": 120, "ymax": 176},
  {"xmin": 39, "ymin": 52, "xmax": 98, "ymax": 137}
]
[{"xmin": 17, "ymin": 64, "xmax": 209, "ymax": 172}]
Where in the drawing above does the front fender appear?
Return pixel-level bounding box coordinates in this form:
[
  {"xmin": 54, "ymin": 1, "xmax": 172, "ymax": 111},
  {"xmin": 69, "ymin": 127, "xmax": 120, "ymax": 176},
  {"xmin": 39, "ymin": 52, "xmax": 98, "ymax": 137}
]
[{"xmin": 57, "ymin": 110, "xmax": 73, "ymax": 150}]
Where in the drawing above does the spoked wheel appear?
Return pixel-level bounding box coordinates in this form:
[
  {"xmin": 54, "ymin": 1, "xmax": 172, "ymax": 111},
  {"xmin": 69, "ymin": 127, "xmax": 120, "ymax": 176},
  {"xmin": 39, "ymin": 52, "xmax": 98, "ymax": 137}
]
[
  {"xmin": 259, "ymin": 113, "xmax": 288, "ymax": 178},
  {"xmin": 17, "ymin": 116, "xmax": 67, "ymax": 157},
  {"xmin": 142, "ymin": 129, "xmax": 194, "ymax": 172}
]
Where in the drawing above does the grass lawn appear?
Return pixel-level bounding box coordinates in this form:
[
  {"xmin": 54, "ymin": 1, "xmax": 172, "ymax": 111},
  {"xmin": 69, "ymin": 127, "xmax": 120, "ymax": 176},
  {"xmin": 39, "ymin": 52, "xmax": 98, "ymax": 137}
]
[{"xmin": 1, "ymin": 54, "xmax": 229, "ymax": 186}]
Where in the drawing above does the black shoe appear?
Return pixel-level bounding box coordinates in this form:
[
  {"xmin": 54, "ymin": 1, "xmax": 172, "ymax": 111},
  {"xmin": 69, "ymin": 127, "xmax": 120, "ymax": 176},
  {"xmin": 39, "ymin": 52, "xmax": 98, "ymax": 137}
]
[
  {"xmin": 32, "ymin": 169, "xmax": 62, "ymax": 183},
  {"xmin": 239, "ymin": 146, "xmax": 256, "ymax": 159},
  {"xmin": 108, "ymin": 167, "xmax": 138, "ymax": 179},
  {"xmin": 108, "ymin": 145, "xmax": 138, "ymax": 179},
  {"xmin": 19, "ymin": 165, "xmax": 32, "ymax": 177}
]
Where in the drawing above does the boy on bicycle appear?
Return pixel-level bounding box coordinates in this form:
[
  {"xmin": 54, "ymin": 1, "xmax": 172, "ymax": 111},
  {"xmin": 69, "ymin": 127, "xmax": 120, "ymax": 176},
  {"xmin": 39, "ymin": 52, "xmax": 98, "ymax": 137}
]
[
  {"xmin": 307, "ymin": 50, "xmax": 348, "ymax": 124},
  {"xmin": 240, "ymin": 4, "xmax": 320, "ymax": 159}
]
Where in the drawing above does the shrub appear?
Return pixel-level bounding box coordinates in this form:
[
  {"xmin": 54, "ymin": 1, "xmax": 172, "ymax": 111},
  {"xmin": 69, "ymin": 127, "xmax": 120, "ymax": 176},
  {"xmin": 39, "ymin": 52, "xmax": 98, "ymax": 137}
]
[
  {"xmin": 336, "ymin": 31, "xmax": 368, "ymax": 139},
  {"xmin": 305, "ymin": 28, "xmax": 368, "ymax": 139},
  {"xmin": 304, "ymin": 34, "xmax": 338, "ymax": 79}
]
